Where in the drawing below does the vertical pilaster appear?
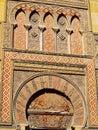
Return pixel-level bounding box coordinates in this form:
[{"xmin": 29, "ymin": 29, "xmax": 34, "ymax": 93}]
[
  {"xmin": 80, "ymin": 30, "xmax": 84, "ymax": 55},
  {"xmin": 38, "ymin": 12, "xmax": 46, "ymax": 51},
  {"xmin": 66, "ymin": 28, "xmax": 72, "ymax": 54},
  {"xmin": 52, "ymin": 14, "xmax": 59, "ymax": 52},
  {"xmin": 24, "ymin": 11, "xmax": 31, "ymax": 49},
  {"xmin": 38, "ymin": 24, "xmax": 46, "ymax": 51},
  {"xmin": 24, "ymin": 24, "xmax": 31, "ymax": 49},
  {"xmin": 11, "ymin": 22, "xmax": 17, "ymax": 48}
]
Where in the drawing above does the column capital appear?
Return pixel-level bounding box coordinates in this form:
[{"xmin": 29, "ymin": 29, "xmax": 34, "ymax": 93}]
[
  {"xmin": 79, "ymin": 29, "xmax": 84, "ymax": 34},
  {"xmin": 11, "ymin": 22, "xmax": 17, "ymax": 28},
  {"xmin": 52, "ymin": 26, "xmax": 59, "ymax": 32},
  {"xmin": 24, "ymin": 23, "xmax": 31, "ymax": 30},
  {"xmin": 66, "ymin": 27, "xmax": 72, "ymax": 34},
  {"xmin": 38, "ymin": 24, "xmax": 46, "ymax": 31}
]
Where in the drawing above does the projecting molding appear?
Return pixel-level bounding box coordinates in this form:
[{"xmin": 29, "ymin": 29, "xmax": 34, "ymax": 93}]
[{"xmin": 10, "ymin": 0, "xmax": 88, "ymax": 8}]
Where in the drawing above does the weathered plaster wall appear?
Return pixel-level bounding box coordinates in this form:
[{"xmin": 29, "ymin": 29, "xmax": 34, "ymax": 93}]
[
  {"xmin": 0, "ymin": 0, "xmax": 6, "ymax": 22},
  {"xmin": 90, "ymin": 0, "xmax": 98, "ymax": 33}
]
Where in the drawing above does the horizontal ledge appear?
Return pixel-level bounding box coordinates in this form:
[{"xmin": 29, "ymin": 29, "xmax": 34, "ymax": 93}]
[
  {"xmin": 3, "ymin": 48, "xmax": 93, "ymax": 59},
  {"xmin": 28, "ymin": 109, "xmax": 73, "ymax": 116},
  {"xmin": 16, "ymin": 0, "xmax": 88, "ymax": 9}
]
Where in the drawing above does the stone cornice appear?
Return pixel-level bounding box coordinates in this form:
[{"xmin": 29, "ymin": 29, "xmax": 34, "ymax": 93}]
[
  {"xmin": 8, "ymin": 0, "xmax": 88, "ymax": 9},
  {"xmin": 3, "ymin": 48, "xmax": 93, "ymax": 59}
]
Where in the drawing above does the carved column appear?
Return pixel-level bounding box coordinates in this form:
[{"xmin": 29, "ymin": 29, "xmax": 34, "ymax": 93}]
[
  {"xmin": 11, "ymin": 22, "xmax": 17, "ymax": 48},
  {"xmin": 52, "ymin": 26, "xmax": 59, "ymax": 52},
  {"xmin": 80, "ymin": 29, "xmax": 84, "ymax": 55},
  {"xmin": 24, "ymin": 23, "xmax": 31, "ymax": 49},
  {"xmin": 52, "ymin": 14, "xmax": 59, "ymax": 52},
  {"xmin": 38, "ymin": 24, "xmax": 46, "ymax": 51},
  {"xmin": 38, "ymin": 12, "xmax": 46, "ymax": 51},
  {"xmin": 24, "ymin": 11, "xmax": 32, "ymax": 49},
  {"xmin": 66, "ymin": 28, "xmax": 72, "ymax": 54}
]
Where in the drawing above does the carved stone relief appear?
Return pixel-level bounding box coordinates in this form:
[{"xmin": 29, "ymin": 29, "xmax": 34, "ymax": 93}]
[
  {"xmin": 64, "ymin": 74, "xmax": 85, "ymax": 95},
  {"xmin": 13, "ymin": 70, "xmax": 37, "ymax": 93}
]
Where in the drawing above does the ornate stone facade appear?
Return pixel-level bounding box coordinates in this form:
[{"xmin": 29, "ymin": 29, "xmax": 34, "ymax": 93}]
[{"xmin": 0, "ymin": 0, "xmax": 98, "ymax": 130}]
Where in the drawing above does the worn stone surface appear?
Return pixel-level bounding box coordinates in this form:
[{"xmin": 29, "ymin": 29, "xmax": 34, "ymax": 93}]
[{"xmin": 0, "ymin": 0, "xmax": 98, "ymax": 130}]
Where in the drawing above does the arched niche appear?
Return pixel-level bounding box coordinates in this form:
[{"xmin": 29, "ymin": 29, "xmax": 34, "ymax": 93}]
[
  {"xmin": 43, "ymin": 12, "xmax": 55, "ymax": 52},
  {"xmin": 57, "ymin": 14, "xmax": 68, "ymax": 53},
  {"xmin": 26, "ymin": 89, "xmax": 74, "ymax": 129},
  {"xmin": 28, "ymin": 10, "xmax": 40, "ymax": 50},
  {"xmin": 70, "ymin": 15, "xmax": 82, "ymax": 55},
  {"xmin": 13, "ymin": 73, "xmax": 87, "ymax": 129},
  {"xmin": 14, "ymin": 9, "xmax": 26, "ymax": 49}
]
